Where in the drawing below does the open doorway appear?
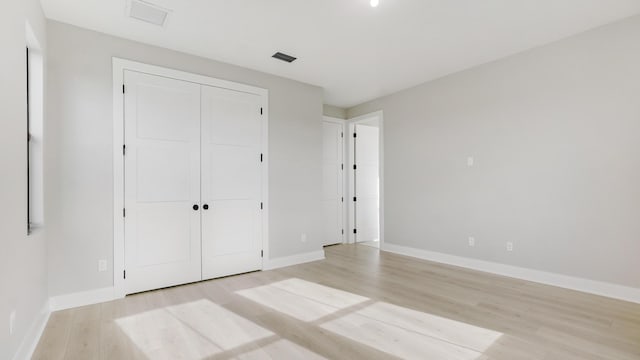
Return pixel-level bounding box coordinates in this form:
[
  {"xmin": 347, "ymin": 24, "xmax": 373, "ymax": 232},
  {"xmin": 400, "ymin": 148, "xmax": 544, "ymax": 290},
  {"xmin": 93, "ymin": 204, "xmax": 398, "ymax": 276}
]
[{"xmin": 348, "ymin": 112, "xmax": 383, "ymax": 249}]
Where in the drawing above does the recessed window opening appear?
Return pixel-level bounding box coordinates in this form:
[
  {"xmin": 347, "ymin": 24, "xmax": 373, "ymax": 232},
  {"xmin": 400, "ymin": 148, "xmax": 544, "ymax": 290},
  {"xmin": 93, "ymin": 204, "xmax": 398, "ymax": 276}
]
[{"xmin": 26, "ymin": 22, "xmax": 44, "ymax": 234}]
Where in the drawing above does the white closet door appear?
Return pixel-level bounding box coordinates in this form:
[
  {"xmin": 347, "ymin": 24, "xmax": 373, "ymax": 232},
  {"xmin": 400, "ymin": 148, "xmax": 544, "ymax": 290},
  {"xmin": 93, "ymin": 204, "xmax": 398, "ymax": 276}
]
[
  {"xmin": 355, "ymin": 124, "xmax": 379, "ymax": 243},
  {"xmin": 124, "ymin": 70, "xmax": 202, "ymax": 294},
  {"xmin": 323, "ymin": 121, "xmax": 344, "ymax": 245},
  {"xmin": 201, "ymin": 85, "xmax": 263, "ymax": 280}
]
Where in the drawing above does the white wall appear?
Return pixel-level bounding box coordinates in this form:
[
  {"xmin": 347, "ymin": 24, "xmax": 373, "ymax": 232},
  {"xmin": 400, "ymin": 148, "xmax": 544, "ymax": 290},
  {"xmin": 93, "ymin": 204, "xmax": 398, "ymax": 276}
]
[
  {"xmin": 46, "ymin": 21, "xmax": 324, "ymax": 297},
  {"xmin": 0, "ymin": 1, "xmax": 49, "ymax": 359},
  {"xmin": 348, "ymin": 15, "xmax": 640, "ymax": 289},
  {"xmin": 323, "ymin": 104, "xmax": 347, "ymax": 119}
]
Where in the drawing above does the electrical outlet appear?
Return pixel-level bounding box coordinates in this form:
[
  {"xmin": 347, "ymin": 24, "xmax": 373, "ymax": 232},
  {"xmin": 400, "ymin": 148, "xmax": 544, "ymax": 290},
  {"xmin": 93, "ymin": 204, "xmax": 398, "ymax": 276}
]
[
  {"xmin": 301, "ymin": 233, "xmax": 307, "ymax": 243},
  {"xmin": 467, "ymin": 156, "xmax": 474, "ymax": 167},
  {"xmin": 506, "ymin": 242, "xmax": 514, "ymax": 252},
  {"xmin": 98, "ymin": 259, "xmax": 107, "ymax": 272},
  {"xmin": 468, "ymin": 237, "xmax": 475, "ymax": 247},
  {"xmin": 9, "ymin": 310, "xmax": 16, "ymax": 336}
]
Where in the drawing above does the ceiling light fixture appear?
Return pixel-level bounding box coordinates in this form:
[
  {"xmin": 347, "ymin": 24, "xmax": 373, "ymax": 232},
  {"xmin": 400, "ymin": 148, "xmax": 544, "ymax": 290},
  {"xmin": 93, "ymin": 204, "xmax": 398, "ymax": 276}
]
[{"xmin": 370, "ymin": 0, "xmax": 379, "ymax": 7}]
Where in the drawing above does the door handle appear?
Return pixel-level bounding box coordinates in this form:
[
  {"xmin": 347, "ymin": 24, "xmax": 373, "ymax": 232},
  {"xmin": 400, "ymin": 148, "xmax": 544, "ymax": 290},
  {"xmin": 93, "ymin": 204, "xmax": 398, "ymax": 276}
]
[
  {"xmin": 203, "ymin": 204, "xmax": 209, "ymax": 210},
  {"xmin": 193, "ymin": 204, "xmax": 199, "ymax": 211}
]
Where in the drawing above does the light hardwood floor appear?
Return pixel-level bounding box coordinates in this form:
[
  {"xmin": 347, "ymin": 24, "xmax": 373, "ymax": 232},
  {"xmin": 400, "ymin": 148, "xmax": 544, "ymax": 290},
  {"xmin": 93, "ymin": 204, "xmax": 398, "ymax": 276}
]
[{"xmin": 34, "ymin": 244, "xmax": 640, "ymax": 359}]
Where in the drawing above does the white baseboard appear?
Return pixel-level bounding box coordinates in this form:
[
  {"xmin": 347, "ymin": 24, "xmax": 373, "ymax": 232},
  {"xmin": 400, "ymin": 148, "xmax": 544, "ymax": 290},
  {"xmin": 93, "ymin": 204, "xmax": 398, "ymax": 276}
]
[
  {"xmin": 382, "ymin": 243, "xmax": 640, "ymax": 304},
  {"xmin": 48, "ymin": 251, "xmax": 325, "ymax": 312},
  {"xmin": 264, "ymin": 250, "xmax": 326, "ymax": 270},
  {"xmin": 47, "ymin": 251, "xmax": 326, "ymax": 312},
  {"xmin": 12, "ymin": 300, "xmax": 50, "ymax": 360},
  {"xmin": 49, "ymin": 286, "xmax": 116, "ymax": 312}
]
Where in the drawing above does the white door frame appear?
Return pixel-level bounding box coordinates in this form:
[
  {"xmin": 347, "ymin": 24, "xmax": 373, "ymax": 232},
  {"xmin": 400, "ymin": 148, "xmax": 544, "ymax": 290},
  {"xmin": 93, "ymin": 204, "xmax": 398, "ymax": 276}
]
[
  {"xmin": 347, "ymin": 111, "xmax": 384, "ymax": 247},
  {"xmin": 112, "ymin": 58, "xmax": 269, "ymax": 298},
  {"xmin": 323, "ymin": 116, "xmax": 347, "ymax": 244}
]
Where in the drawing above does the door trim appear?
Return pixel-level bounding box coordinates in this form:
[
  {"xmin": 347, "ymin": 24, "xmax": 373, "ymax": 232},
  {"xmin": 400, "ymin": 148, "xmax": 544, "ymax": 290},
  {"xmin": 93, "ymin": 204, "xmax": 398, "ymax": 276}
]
[
  {"xmin": 322, "ymin": 116, "xmax": 347, "ymax": 245},
  {"xmin": 346, "ymin": 111, "xmax": 384, "ymax": 247},
  {"xmin": 112, "ymin": 58, "xmax": 269, "ymax": 298}
]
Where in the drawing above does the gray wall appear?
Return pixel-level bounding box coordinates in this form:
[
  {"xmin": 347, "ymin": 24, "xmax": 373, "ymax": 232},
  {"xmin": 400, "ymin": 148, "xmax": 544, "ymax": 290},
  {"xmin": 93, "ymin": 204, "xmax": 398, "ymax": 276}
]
[
  {"xmin": 349, "ymin": 15, "xmax": 640, "ymax": 288},
  {"xmin": 323, "ymin": 104, "xmax": 347, "ymax": 119},
  {"xmin": 46, "ymin": 21, "xmax": 324, "ymax": 297},
  {"xmin": 0, "ymin": 1, "xmax": 48, "ymax": 359}
]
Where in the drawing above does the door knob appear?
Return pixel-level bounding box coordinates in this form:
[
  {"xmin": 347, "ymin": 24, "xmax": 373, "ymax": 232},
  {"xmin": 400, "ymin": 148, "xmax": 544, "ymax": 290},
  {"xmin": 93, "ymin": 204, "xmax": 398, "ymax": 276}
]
[
  {"xmin": 203, "ymin": 204, "xmax": 209, "ymax": 210},
  {"xmin": 193, "ymin": 204, "xmax": 199, "ymax": 211}
]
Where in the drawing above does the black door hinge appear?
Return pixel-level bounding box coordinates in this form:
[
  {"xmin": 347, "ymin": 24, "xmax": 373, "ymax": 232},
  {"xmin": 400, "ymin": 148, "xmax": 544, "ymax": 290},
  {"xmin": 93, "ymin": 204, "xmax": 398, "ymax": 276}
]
[
  {"xmin": 353, "ymin": 133, "xmax": 357, "ymax": 138},
  {"xmin": 260, "ymin": 107, "xmax": 263, "ymax": 115},
  {"xmin": 341, "ymin": 163, "xmax": 344, "ymax": 170},
  {"xmin": 341, "ymin": 197, "xmax": 344, "ymax": 202},
  {"xmin": 260, "ymin": 202, "xmax": 263, "ymax": 210},
  {"xmin": 122, "ymin": 84, "xmax": 125, "ymax": 94},
  {"xmin": 341, "ymin": 132, "xmax": 344, "ymax": 138},
  {"xmin": 353, "ymin": 197, "xmax": 357, "ymax": 202},
  {"xmin": 261, "ymin": 250, "xmax": 264, "ymax": 258},
  {"xmin": 123, "ymin": 270, "xmax": 126, "ymax": 279},
  {"xmin": 353, "ymin": 229, "xmax": 357, "ymax": 234},
  {"xmin": 342, "ymin": 229, "xmax": 344, "ymax": 235},
  {"xmin": 123, "ymin": 208, "xmax": 126, "ymax": 217},
  {"xmin": 123, "ymin": 144, "xmax": 126, "ymax": 156},
  {"xmin": 260, "ymin": 153, "xmax": 263, "ymax": 162},
  {"xmin": 353, "ymin": 164, "xmax": 357, "ymax": 170}
]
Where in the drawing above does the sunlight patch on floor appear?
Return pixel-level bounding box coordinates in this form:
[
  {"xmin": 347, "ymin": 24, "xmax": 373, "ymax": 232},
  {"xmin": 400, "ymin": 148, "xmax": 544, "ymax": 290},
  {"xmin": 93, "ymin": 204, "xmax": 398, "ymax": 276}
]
[
  {"xmin": 356, "ymin": 302, "xmax": 503, "ymax": 351},
  {"xmin": 238, "ymin": 339, "xmax": 327, "ymax": 360},
  {"xmin": 115, "ymin": 299, "xmax": 273, "ymax": 359},
  {"xmin": 270, "ymin": 278, "xmax": 369, "ymax": 307},
  {"xmin": 235, "ymin": 278, "xmax": 369, "ymax": 322},
  {"xmin": 321, "ymin": 312, "xmax": 481, "ymax": 360},
  {"xmin": 238, "ymin": 278, "xmax": 503, "ymax": 360}
]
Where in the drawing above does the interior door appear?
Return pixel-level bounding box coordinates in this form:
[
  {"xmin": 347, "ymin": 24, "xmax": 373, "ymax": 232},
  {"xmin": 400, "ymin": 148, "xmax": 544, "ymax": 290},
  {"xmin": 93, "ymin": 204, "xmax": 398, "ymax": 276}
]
[
  {"xmin": 355, "ymin": 124, "xmax": 379, "ymax": 243},
  {"xmin": 323, "ymin": 121, "xmax": 344, "ymax": 245},
  {"xmin": 201, "ymin": 85, "xmax": 263, "ymax": 280},
  {"xmin": 124, "ymin": 70, "xmax": 202, "ymax": 294}
]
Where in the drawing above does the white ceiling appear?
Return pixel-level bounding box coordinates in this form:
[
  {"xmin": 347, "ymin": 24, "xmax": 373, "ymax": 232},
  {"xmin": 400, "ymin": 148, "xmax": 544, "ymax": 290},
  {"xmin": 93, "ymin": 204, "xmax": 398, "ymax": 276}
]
[{"xmin": 41, "ymin": 0, "xmax": 640, "ymax": 108}]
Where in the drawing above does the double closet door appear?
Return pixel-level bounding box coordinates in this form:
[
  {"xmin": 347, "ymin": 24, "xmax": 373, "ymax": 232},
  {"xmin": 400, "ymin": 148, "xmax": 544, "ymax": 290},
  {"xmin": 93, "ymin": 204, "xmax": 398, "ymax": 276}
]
[{"xmin": 123, "ymin": 70, "xmax": 264, "ymax": 295}]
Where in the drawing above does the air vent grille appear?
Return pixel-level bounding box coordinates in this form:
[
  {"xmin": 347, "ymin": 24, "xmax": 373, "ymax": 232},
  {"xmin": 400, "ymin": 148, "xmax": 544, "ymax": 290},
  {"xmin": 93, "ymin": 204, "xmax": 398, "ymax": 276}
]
[
  {"xmin": 272, "ymin": 52, "xmax": 297, "ymax": 63},
  {"xmin": 129, "ymin": 0, "xmax": 169, "ymax": 26}
]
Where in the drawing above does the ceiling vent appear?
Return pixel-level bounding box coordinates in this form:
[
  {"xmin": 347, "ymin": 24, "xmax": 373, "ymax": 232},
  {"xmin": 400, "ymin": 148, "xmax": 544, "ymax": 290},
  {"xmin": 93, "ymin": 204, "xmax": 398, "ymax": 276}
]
[
  {"xmin": 128, "ymin": 0, "xmax": 170, "ymax": 26},
  {"xmin": 272, "ymin": 52, "xmax": 297, "ymax": 63}
]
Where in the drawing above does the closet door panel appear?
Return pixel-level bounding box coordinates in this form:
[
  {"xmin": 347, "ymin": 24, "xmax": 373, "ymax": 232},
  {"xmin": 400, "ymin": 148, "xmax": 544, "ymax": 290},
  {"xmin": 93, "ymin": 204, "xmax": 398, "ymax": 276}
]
[
  {"xmin": 123, "ymin": 70, "xmax": 202, "ymax": 295},
  {"xmin": 354, "ymin": 124, "xmax": 380, "ymax": 243},
  {"xmin": 207, "ymin": 145, "xmax": 260, "ymax": 200},
  {"xmin": 206, "ymin": 89, "xmax": 261, "ymax": 146},
  {"xmin": 201, "ymin": 86, "xmax": 263, "ymax": 280},
  {"xmin": 322, "ymin": 121, "xmax": 344, "ymax": 245}
]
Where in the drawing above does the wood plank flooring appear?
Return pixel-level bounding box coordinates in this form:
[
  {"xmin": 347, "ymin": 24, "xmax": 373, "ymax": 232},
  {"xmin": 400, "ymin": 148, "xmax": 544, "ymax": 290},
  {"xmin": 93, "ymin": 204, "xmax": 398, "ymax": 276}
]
[{"xmin": 33, "ymin": 244, "xmax": 640, "ymax": 359}]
